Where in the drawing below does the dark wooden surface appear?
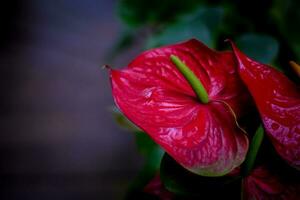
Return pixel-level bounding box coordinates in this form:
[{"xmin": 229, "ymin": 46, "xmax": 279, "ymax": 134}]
[{"xmin": 0, "ymin": 1, "xmax": 143, "ymax": 199}]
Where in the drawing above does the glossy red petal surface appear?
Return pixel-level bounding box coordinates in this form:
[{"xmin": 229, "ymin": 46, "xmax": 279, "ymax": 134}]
[
  {"xmin": 243, "ymin": 166, "xmax": 300, "ymax": 200},
  {"xmin": 110, "ymin": 39, "xmax": 250, "ymax": 176},
  {"xmin": 230, "ymin": 42, "xmax": 300, "ymax": 170}
]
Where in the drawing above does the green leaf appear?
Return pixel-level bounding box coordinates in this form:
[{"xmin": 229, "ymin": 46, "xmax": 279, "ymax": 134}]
[
  {"xmin": 146, "ymin": 20, "xmax": 211, "ymax": 48},
  {"xmin": 111, "ymin": 107, "xmax": 164, "ymax": 184},
  {"xmin": 236, "ymin": 33, "xmax": 279, "ymax": 64},
  {"xmin": 118, "ymin": 0, "xmax": 200, "ymax": 27},
  {"xmin": 123, "ymin": 130, "xmax": 164, "ymax": 199},
  {"xmin": 135, "ymin": 131, "xmax": 161, "ymax": 156},
  {"xmin": 242, "ymin": 125, "xmax": 264, "ymax": 176},
  {"xmin": 125, "ymin": 141, "xmax": 164, "ymax": 200},
  {"xmin": 271, "ymin": 0, "xmax": 300, "ymax": 60},
  {"xmin": 146, "ymin": 6, "xmax": 225, "ymax": 49},
  {"xmin": 111, "ymin": 106, "xmax": 141, "ymax": 131},
  {"xmin": 180, "ymin": 6, "xmax": 224, "ymax": 39},
  {"xmin": 160, "ymin": 153, "xmax": 241, "ymax": 198},
  {"xmin": 110, "ymin": 110, "xmax": 163, "ymax": 159}
]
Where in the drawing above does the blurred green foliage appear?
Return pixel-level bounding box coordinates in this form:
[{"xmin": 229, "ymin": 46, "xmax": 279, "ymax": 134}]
[
  {"xmin": 146, "ymin": 6, "xmax": 224, "ymax": 48},
  {"xmin": 112, "ymin": 0, "xmax": 300, "ymax": 198},
  {"xmin": 111, "ymin": 107, "xmax": 164, "ymax": 199},
  {"xmin": 236, "ymin": 34, "xmax": 279, "ymax": 64},
  {"xmin": 160, "ymin": 154, "xmax": 241, "ymax": 198},
  {"xmin": 125, "ymin": 134, "xmax": 164, "ymax": 200},
  {"xmin": 271, "ymin": 0, "xmax": 300, "ymax": 60},
  {"xmin": 113, "ymin": 0, "xmax": 300, "ymax": 81},
  {"xmin": 118, "ymin": 0, "xmax": 200, "ymax": 27}
]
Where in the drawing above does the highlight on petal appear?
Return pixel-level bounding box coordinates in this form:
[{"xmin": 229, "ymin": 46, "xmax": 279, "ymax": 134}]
[
  {"xmin": 110, "ymin": 39, "xmax": 251, "ymax": 176},
  {"xmin": 243, "ymin": 166, "xmax": 300, "ymax": 200},
  {"xmin": 230, "ymin": 42, "xmax": 300, "ymax": 170}
]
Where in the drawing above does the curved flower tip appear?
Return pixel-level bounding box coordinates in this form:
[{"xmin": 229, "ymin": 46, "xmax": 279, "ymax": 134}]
[
  {"xmin": 289, "ymin": 61, "xmax": 300, "ymax": 78},
  {"xmin": 229, "ymin": 41, "xmax": 300, "ymax": 170},
  {"xmin": 110, "ymin": 39, "xmax": 252, "ymax": 176},
  {"xmin": 243, "ymin": 166, "xmax": 300, "ymax": 200}
]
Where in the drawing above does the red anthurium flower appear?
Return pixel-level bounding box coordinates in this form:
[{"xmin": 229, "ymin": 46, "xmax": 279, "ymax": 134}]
[
  {"xmin": 243, "ymin": 166, "xmax": 300, "ymax": 200},
  {"xmin": 143, "ymin": 175, "xmax": 174, "ymax": 200},
  {"xmin": 230, "ymin": 42, "xmax": 300, "ymax": 170},
  {"xmin": 110, "ymin": 39, "xmax": 252, "ymax": 176}
]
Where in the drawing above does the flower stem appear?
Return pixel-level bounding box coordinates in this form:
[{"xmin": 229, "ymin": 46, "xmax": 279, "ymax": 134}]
[
  {"xmin": 242, "ymin": 125, "xmax": 264, "ymax": 176},
  {"xmin": 170, "ymin": 55, "xmax": 209, "ymax": 103}
]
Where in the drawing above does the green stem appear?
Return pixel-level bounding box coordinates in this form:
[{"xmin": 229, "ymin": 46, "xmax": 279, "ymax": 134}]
[
  {"xmin": 242, "ymin": 125, "xmax": 264, "ymax": 176},
  {"xmin": 170, "ymin": 55, "xmax": 209, "ymax": 104}
]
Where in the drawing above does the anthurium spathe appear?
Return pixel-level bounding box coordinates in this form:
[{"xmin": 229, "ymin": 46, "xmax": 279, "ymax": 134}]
[
  {"xmin": 230, "ymin": 42, "xmax": 300, "ymax": 170},
  {"xmin": 242, "ymin": 165, "xmax": 300, "ymax": 200},
  {"xmin": 143, "ymin": 175, "xmax": 174, "ymax": 200},
  {"xmin": 110, "ymin": 39, "xmax": 252, "ymax": 176}
]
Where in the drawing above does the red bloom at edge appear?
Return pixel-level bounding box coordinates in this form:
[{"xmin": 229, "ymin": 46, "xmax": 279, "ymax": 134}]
[
  {"xmin": 243, "ymin": 165, "xmax": 300, "ymax": 200},
  {"xmin": 230, "ymin": 42, "xmax": 300, "ymax": 170},
  {"xmin": 143, "ymin": 175, "xmax": 174, "ymax": 200},
  {"xmin": 110, "ymin": 39, "xmax": 252, "ymax": 176}
]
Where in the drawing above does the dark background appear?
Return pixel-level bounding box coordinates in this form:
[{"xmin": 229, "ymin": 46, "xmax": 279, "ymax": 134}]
[{"xmin": 0, "ymin": 0, "xmax": 143, "ymax": 199}]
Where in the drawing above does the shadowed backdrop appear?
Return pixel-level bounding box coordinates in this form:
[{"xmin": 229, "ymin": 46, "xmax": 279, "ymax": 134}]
[{"xmin": 0, "ymin": 0, "xmax": 143, "ymax": 199}]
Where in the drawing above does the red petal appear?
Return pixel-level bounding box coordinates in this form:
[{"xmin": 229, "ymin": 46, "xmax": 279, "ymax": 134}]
[
  {"xmin": 243, "ymin": 166, "xmax": 300, "ymax": 200},
  {"xmin": 230, "ymin": 42, "xmax": 300, "ymax": 170},
  {"xmin": 144, "ymin": 175, "xmax": 174, "ymax": 200},
  {"xmin": 110, "ymin": 39, "xmax": 249, "ymax": 176}
]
